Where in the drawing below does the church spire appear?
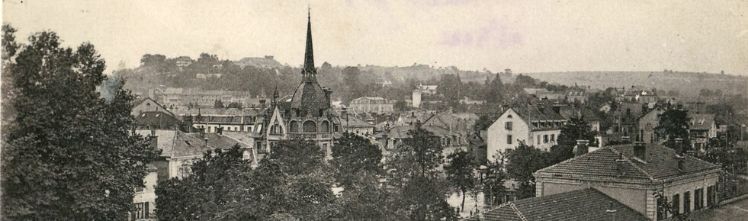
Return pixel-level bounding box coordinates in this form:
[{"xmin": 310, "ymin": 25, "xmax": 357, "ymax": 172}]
[{"xmin": 302, "ymin": 7, "xmax": 316, "ymax": 77}]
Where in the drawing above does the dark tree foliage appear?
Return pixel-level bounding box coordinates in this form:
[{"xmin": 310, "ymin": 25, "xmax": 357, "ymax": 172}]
[
  {"xmin": 155, "ymin": 146, "xmax": 253, "ymax": 220},
  {"xmin": 656, "ymin": 107, "xmax": 691, "ymax": 147},
  {"xmin": 481, "ymin": 160, "xmax": 508, "ymax": 206},
  {"xmin": 2, "ymin": 31, "xmax": 160, "ymax": 220},
  {"xmin": 331, "ymin": 132, "xmax": 383, "ymax": 188},
  {"xmin": 484, "ymin": 73, "xmax": 504, "ymax": 104},
  {"xmin": 385, "ymin": 126, "xmax": 457, "ymax": 220},
  {"xmin": 214, "ymin": 99, "xmax": 224, "ymax": 108},
  {"xmin": 336, "ymin": 173, "xmax": 393, "ymax": 220},
  {"xmin": 156, "ymin": 140, "xmax": 338, "ymax": 220},
  {"xmin": 505, "ymin": 143, "xmax": 551, "ymax": 199},
  {"xmin": 550, "ymin": 117, "xmax": 596, "ymax": 163},
  {"xmin": 445, "ymin": 150, "xmax": 476, "ymax": 211}
]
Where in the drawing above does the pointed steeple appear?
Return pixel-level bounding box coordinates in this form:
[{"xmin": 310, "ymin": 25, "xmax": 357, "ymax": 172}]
[
  {"xmin": 272, "ymin": 84, "xmax": 279, "ymax": 106},
  {"xmin": 302, "ymin": 7, "xmax": 316, "ymax": 77}
]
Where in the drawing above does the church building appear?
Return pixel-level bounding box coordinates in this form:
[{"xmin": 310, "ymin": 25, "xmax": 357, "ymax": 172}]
[{"xmin": 252, "ymin": 10, "xmax": 342, "ymax": 157}]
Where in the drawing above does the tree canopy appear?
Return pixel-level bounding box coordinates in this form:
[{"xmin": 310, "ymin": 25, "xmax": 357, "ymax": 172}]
[{"xmin": 2, "ymin": 29, "xmax": 160, "ymax": 220}]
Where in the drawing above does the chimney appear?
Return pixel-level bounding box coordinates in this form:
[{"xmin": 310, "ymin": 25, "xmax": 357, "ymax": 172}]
[
  {"xmin": 633, "ymin": 142, "xmax": 646, "ymax": 161},
  {"xmin": 615, "ymin": 153, "xmax": 626, "ymax": 177},
  {"xmin": 574, "ymin": 139, "xmax": 589, "ymax": 156},
  {"xmin": 677, "ymin": 155, "xmax": 686, "ymax": 171},
  {"xmin": 674, "ymin": 138, "xmax": 684, "ymax": 154}
]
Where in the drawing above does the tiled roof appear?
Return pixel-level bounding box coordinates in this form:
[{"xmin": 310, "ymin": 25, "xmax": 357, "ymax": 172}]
[
  {"xmin": 136, "ymin": 130, "xmax": 251, "ymax": 158},
  {"xmin": 469, "ymin": 188, "xmax": 648, "ymax": 221},
  {"xmin": 510, "ymin": 105, "xmax": 566, "ymax": 122},
  {"xmin": 558, "ymin": 106, "xmax": 601, "ymax": 121},
  {"xmin": 342, "ymin": 116, "xmax": 374, "ymax": 128},
  {"xmin": 689, "ymin": 113, "xmax": 715, "ymax": 130},
  {"xmin": 535, "ymin": 143, "xmax": 720, "ymax": 181}
]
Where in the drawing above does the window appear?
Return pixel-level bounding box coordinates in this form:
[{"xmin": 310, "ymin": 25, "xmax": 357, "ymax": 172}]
[
  {"xmin": 537, "ymin": 135, "xmax": 541, "ymax": 145},
  {"xmin": 134, "ymin": 202, "xmax": 150, "ymax": 219},
  {"xmin": 550, "ymin": 134, "xmax": 555, "ymax": 142},
  {"xmin": 707, "ymin": 186, "xmax": 715, "ymax": 207},
  {"xmin": 657, "ymin": 197, "xmax": 666, "ymax": 220},
  {"xmin": 695, "ymin": 188, "xmax": 703, "ymax": 210},
  {"xmin": 684, "ymin": 191, "xmax": 691, "ymax": 213},
  {"xmin": 672, "ymin": 194, "xmax": 680, "ymax": 215},
  {"xmin": 303, "ymin": 121, "xmax": 317, "ymax": 132},
  {"xmin": 505, "ymin": 121, "xmax": 513, "ymax": 130},
  {"xmin": 543, "ymin": 135, "xmax": 549, "ymax": 143},
  {"xmin": 507, "ymin": 135, "xmax": 512, "ymax": 144}
]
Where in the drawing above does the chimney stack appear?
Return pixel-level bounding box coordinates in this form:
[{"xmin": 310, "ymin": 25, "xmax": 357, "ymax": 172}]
[
  {"xmin": 615, "ymin": 153, "xmax": 626, "ymax": 177},
  {"xmin": 574, "ymin": 139, "xmax": 589, "ymax": 156},
  {"xmin": 633, "ymin": 142, "xmax": 646, "ymax": 161}
]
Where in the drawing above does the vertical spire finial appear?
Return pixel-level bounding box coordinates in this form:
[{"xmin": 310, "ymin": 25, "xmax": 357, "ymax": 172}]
[{"xmin": 303, "ymin": 6, "xmax": 316, "ymax": 79}]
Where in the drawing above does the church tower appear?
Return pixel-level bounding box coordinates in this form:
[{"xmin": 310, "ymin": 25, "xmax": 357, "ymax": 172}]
[{"xmin": 257, "ymin": 8, "xmax": 340, "ymax": 157}]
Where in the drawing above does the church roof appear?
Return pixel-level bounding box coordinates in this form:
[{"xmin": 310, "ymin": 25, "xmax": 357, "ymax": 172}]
[{"xmin": 289, "ymin": 9, "xmax": 330, "ymax": 116}]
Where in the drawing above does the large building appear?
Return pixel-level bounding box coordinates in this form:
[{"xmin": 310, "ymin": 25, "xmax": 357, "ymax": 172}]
[
  {"xmin": 348, "ymin": 96, "xmax": 395, "ymax": 114},
  {"xmin": 534, "ymin": 143, "xmax": 721, "ymax": 220},
  {"xmin": 486, "ymin": 106, "xmax": 566, "ymax": 162},
  {"xmin": 252, "ymin": 12, "xmax": 341, "ymax": 157}
]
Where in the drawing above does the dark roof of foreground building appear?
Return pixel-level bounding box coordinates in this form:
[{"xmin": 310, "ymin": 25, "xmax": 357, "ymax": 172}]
[
  {"xmin": 535, "ymin": 143, "xmax": 720, "ymax": 182},
  {"xmin": 468, "ymin": 188, "xmax": 648, "ymax": 221}
]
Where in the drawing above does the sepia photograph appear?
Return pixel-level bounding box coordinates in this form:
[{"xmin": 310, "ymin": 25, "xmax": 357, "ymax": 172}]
[{"xmin": 1, "ymin": 0, "xmax": 747, "ymax": 220}]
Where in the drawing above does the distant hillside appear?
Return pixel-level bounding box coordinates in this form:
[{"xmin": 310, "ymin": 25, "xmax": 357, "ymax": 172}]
[{"xmin": 524, "ymin": 71, "xmax": 748, "ymax": 97}]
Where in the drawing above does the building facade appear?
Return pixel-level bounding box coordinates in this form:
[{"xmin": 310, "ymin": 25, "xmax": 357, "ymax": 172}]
[
  {"xmin": 486, "ymin": 106, "xmax": 566, "ymax": 162},
  {"xmin": 252, "ymin": 12, "xmax": 342, "ymax": 158},
  {"xmin": 534, "ymin": 143, "xmax": 721, "ymax": 220},
  {"xmin": 348, "ymin": 96, "xmax": 395, "ymax": 114}
]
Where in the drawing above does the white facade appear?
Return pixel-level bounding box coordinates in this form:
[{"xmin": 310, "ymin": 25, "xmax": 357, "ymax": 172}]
[
  {"xmin": 487, "ymin": 109, "xmax": 562, "ymax": 162},
  {"xmin": 412, "ymin": 89, "xmax": 422, "ymax": 108}
]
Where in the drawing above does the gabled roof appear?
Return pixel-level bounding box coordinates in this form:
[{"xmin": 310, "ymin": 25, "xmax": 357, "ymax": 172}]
[
  {"xmin": 535, "ymin": 144, "xmax": 720, "ymax": 181},
  {"xmin": 558, "ymin": 106, "xmax": 601, "ymax": 122},
  {"xmin": 689, "ymin": 113, "xmax": 716, "ymax": 130},
  {"xmin": 343, "ymin": 116, "xmax": 375, "ymax": 128},
  {"xmin": 136, "ymin": 130, "xmax": 251, "ymax": 158},
  {"xmin": 470, "ymin": 188, "xmax": 648, "ymax": 221},
  {"xmin": 509, "ymin": 105, "xmax": 566, "ymax": 122}
]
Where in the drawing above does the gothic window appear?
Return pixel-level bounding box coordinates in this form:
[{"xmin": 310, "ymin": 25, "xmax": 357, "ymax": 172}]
[
  {"xmin": 303, "ymin": 121, "xmax": 317, "ymax": 133},
  {"xmin": 289, "ymin": 121, "xmax": 299, "ymax": 132},
  {"xmin": 320, "ymin": 121, "xmax": 330, "ymax": 133}
]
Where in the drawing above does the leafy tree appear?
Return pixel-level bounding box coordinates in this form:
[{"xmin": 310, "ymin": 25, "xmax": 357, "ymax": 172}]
[
  {"xmin": 445, "ymin": 150, "xmax": 476, "ymax": 211},
  {"xmin": 155, "ymin": 146, "xmax": 253, "ymax": 220},
  {"xmin": 481, "ymin": 159, "xmax": 508, "ymax": 206},
  {"xmin": 226, "ymin": 102, "xmax": 242, "ymax": 109},
  {"xmin": 2, "ymin": 31, "xmax": 160, "ymax": 220},
  {"xmin": 473, "ymin": 115, "xmax": 494, "ymax": 133},
  {"xmin": 335, "ymin": 173, "xmax": 393, "ymax": 220},
  {"xmin": 550, "ymin": 117, "xmax": 596, "ymax": 163},
  {"xmin": 505, "ymin": 143, "xmax": 551, "ymax": 199},
  {"xmin": 385, "ymin": 125, "xmax": 456, "ymax": 220},
  {"xmin": 214, "ymin": 99, "xmax": 224, "ymax": 108},
  {"xmin": 484, "ymin": 72, "xmax": 504, "ymax": 104},
  {"xmin": 331, "ymin": 132, "xmax": 383, "ymax": 188},
  {"xmin": 394, "ymin": 100, "xmax": 409, "ymax": 112},
  {"xmin": 2, "ymin": 24, "xmax": 20, "ymax": 130},
  {"xmin": 656, "ymin": 107, "xmax": 690, "ymax": 149}
]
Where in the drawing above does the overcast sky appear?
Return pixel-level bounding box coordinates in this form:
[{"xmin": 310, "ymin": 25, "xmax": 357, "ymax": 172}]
[{"xmin": 4, "ymin": 0, "xmax": 748, "ymax": 75}]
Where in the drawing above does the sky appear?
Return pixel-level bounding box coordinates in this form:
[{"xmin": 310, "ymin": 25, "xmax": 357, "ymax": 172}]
[{"xmin": 3, "ymin": 0, "xmax": 748, "ymax": 75}]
